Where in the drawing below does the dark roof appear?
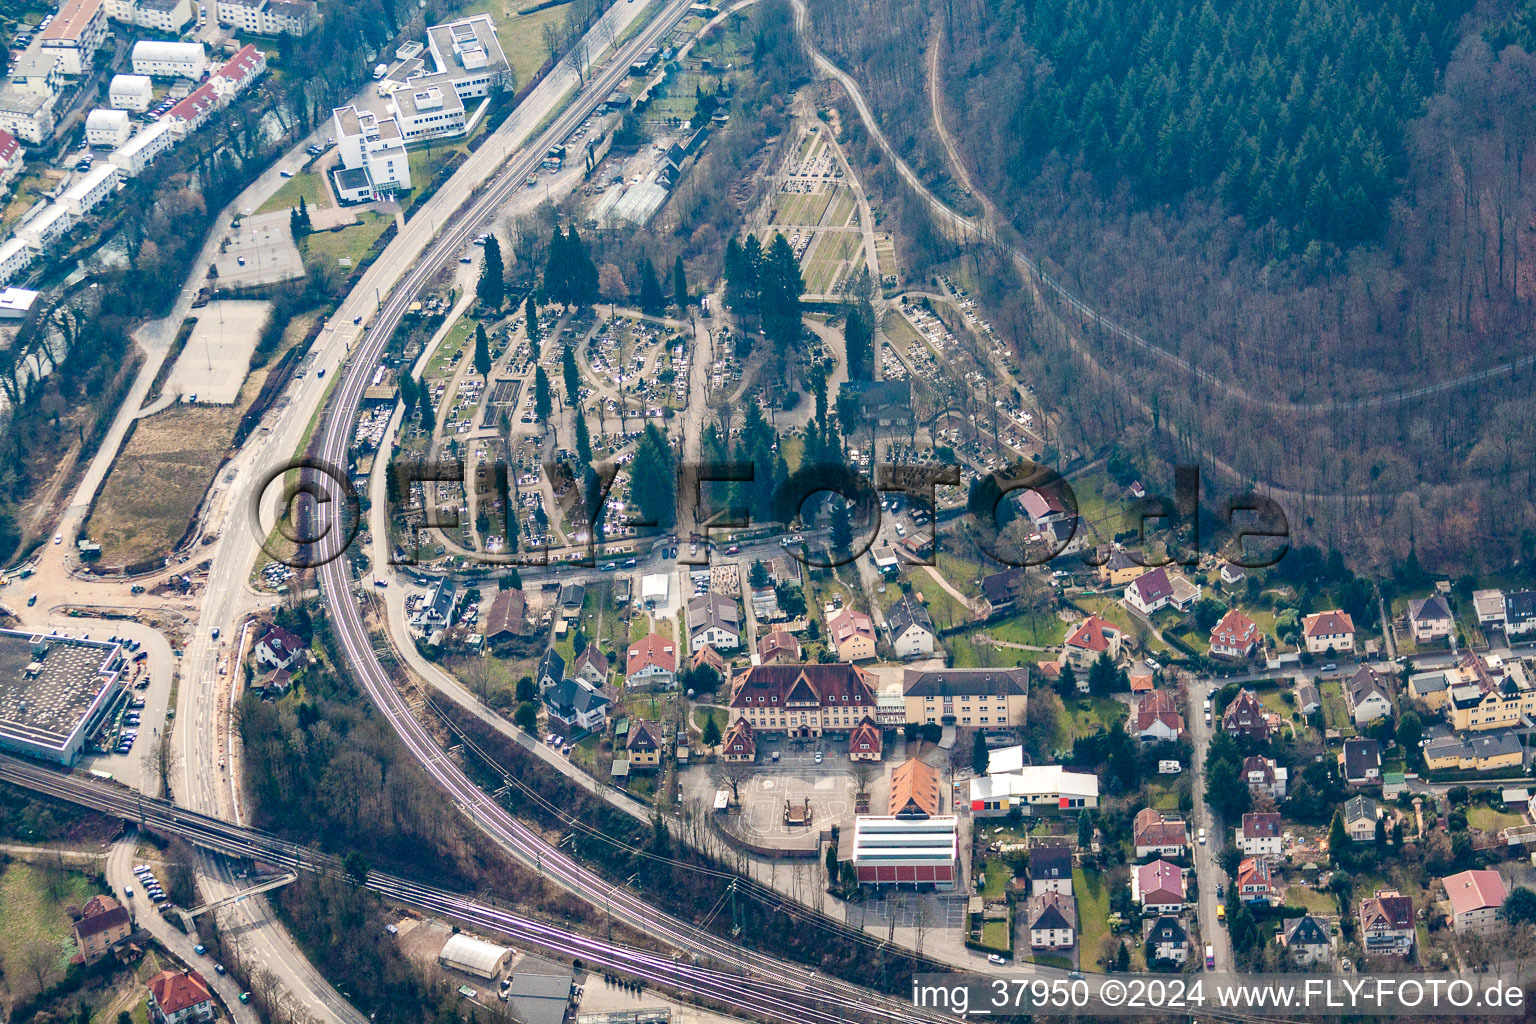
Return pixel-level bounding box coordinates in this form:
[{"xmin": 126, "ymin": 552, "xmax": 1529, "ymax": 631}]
[
  {"xmin": 903, "ymin": 668, "xmax": 1028, "ymax": 698},
  {"xmin": 1145, "ymin": 914, "xmax": 1187, "ymax": 946},
  {"xmin": 1347, "ymin": 665, "xmax": 1389, "ymax": 706},
  {"xmin": 1282, "ymin": 915, "xmax": 1330, "ymax": 947},
  {"xmin": 544, "ymin": 678, "xmax": 609, "ymax": 717},
  {"xmin": 1409, "ymin": 594, "xmax": 1451, "ymax": 622},
  {"xmin": 560, "ymin": 583, "xmax": 585, "ymax": 608},
  {"xmin": 1027, "ymin": 891, "xmax": 1076, "ymax": 931},
  {"xmin": 538, "ymin": 648, "xmax": 565, "ymax": 681},
  {"xmin": 1342, "ymin": 737, "xmax": 1382, "ymax": 778},
  {"xmin": 1507, "ymin": 590, "xmax": 1536, "ymax": 624},
  {"xmin": 627, "ymin": 719, "xmax": 660, "ymax": 752},
  {"xmin": 981, "ymin": 567, "xmax": 1027, "ymax": 605},
  {"xmin": 887, "ymin": 593, "xmax": 933, "ymax": 640},
  {"xmin": 1343, "ymin": 795, "xmax": 1379, "ymax": 824},
  {"xmin": 76, "ymin": 901, "xmax": 130, "ymax": 937},
  {"xmin": 730, "ymin": 664, "xmax": 875, "ymax": 710},
  {"xmin": 1031, "ymin": 845, "xmax": 1071, "ymax": 879},
  {"xmin": 485, "ymin": 589, "xmax": 527, "ymax": 638},
  {"xmin": 1128, "ymin": 567, "xmax": 1173, "ymax": 604}
]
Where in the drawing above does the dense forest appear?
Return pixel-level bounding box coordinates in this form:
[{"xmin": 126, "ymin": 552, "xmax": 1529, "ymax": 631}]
[{"xmin": 811, "ymin": 0, "xmax": 1536, "ymax": 571}]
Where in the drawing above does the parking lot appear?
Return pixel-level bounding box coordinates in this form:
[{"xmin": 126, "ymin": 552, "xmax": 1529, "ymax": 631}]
[
  {"xmin": 211, "ymin": 210, "xmax": 304, "ymax": 287},
  {"xmin": 855, "ymin": 893, "xmax": 970, "ymax": 930}
]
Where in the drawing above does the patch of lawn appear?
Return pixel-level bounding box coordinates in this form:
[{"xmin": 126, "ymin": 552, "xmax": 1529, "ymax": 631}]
[
  {"xmin": 1061, "ymin": 696, "xmax": 1128, "ymax": 744},
  {"xmin": 1074, "ymin": 867, "xmax": 1111, "ymax": 972},
  {"xmin": 980, "ymin": 918, "xmax": 1011, "ymax": 952},
  {"xmin": 450, "ymin": 0, "xmax": 570, "ymax": 86},
  {"xmin": 1466, "ymin": 805, "xmax": 1524, "ymax": 832},
  {"xmin": 301, "ymin": 210, "xmax": 393, "ymax": 268},
  {"xmin": 0, "ymin": 861, "xmax": 100, "ymax": 987},
  {"xmin": 257, "ymin": 169, "xmax": 332, "ymax": 214},
  {"xmin": 987, "ymin": 610, "xmax": 1067, "ymax": 648}
]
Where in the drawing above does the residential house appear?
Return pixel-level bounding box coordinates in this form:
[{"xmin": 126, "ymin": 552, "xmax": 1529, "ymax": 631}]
[
  {"xmin": 559, "ymin": 583, "xmax": 585, "ymax": 618},
  {"xmin": 1132, "ymin": 859, "xmax": 1185, "ymax": 914},
  {"xmin": 625, "ymin": 634, "xmax": 676, "ymax": 690},
  {"xmin": 1302, "ymin": 610, "xmax": 1356, "ymax": 654},
  {"xmin": 1133, "ymin": 808, "xmax": 1189, "ymax": 859},
  {"xmin": 1358, "ymin": 891, "xmax": 1415, "ymax": 956},
  {"xmin": 1144, "ymin": 915, "xmax": 1189, "ymax": 964},
  {"xmin": 1505, "ymin": 591, "xmax": 1536, "ymax": 638},
  {"xmin": 1340, "ymin": 737, "xmax": 1382, "ymax": 786},
  {"xmin": 1209, "ymin": 609, "xmax": 1259, "ymax": 659},
  {"xmin": 692, "ymin": 644, "xmax": 726, "ymax": 678},
  {"xmin": 1219, "ymin": 563, "xmax": 1247, "ymax": 587},
  {"xmin": 147, "ymin": 970, "xmax": 215, "ymax": 1024},
  {"xmin": 902, "ymin": 668, "xmax": 1029, "ymax": 730},
  {"xmin": 888, "ymin": 757, "xmax": 940, "ymax": 818},
  {"xmin": 536, "ymin": 648, "xmax": 565, "ymax": 691},
  {"xmin": 484, "ymin": 589, "xmax": 529, "ymax": 643},
  {"xmin": 72, "ymin": 894, "xmax": 130, "ymax": 963},
  {"xmin": 1236, "ymin": 812, "xmax": 1283, "ymax": 858},
  {"xmin": 1062, "ymin": 614, "xmax": 1121, "ymax": 671},
  {"xmin": 1408, "ymin": 668, "xmax": 1451, "ymax": 709},
  {"xmin": 254, "ymin": 625, "xmax": 305, "ymax": 671},
  {"xmin": 543, "ymin": 679, "xmax": 610, "ymax": 737},
  {"xmin": 1125, "ymin": 567, "xmax": 1174, "ymax": 615},
  {"xmin": 722, "ymin": 718, "xmax": 755, "ymax": 761},
  {"xmin": 1345, "ymin": 665, "xmax": 1392, "ymax": 726},
  {"xmin": 827, "ymin": 607, "xmax": 877, "ymax": 661},
  {"xmin": 1277, "ymin": 915, "xmax": 1332, "ymax": 965},
  {"xmin": 1029, "ymin": 845, "xmax": 1073, "ymax": 896},
  {"xmin": 1294, "ymin": 677, "xmax": 1321, "ymax": 715},
  {"xmin": 1473, "ymin": 590, "xmax": 1507, "ymax": 628},
  {"xmin": 572, "ymin": 645, "xmax": 609, "ymax": 688},
  {"xmin": 626, "ymin": 719, "xmax": 662, "ymax": 767},
  {"xmin": 1020, "ymin": 488, "xmax": 1074, "ymax": 529},
  {"xmin": 1134, "ymin": 689, "xmax": 1184, "ymax": 744},
  {"xmin": 887, "ymin": 594, "xmax": 935, "ymax": 658},
  {"xmin": 729, "ymin": 663, "xmax": 878, "ymax": 738},
  {"xmin": 688, "ymin": 593, "xmax": 741, "ymax": 653},
  {"xmin": 1222, "ymin": 689, "xmax": 1278, "ymax": 741},
  {"xmin": 1026, "ymin": 891, "xmax": 1076, "ymax": 949},
  {"xmin": 164, "ymin": 82, "xmax": 223, "ymax": 139},
  {"xmin": 980, "ymin": 566, "xmax": 1028, "ymax": 615},
  {"xmin": 1442, "ymin": 869, "xmax": 1507, "ymax": 933},
  {"xmin": 409, "ymin": 578, "xmax": 457, "ymax": 634},
  {"xmin": 757, "ymin": 629, "xmax": 801, "ymax": 665},
  {"xmin": 1242, "ymin": 756, "xmax": 1288, "ymax": 800},
  {"xmin": 209, "ymin": 44, "xmax": 267, "ymax": 101},
  {"xmin": 1343, "ymin": 795, "xmax": 1381, "ymax": 843},
  {"xmin": 1097, "ymin": 548, "xmax": 1143, "ymax": 587},
  {"xmin": 1408, "ymin": 595, "xmax": 1454, "ymax": 644},
  {"xmin": 1235, "ymin": 857, "xmax": 1274, "ymax": 904},
  {"xmin": 848, "ymin": 717, "xmax": 882, "ymax": 761}
]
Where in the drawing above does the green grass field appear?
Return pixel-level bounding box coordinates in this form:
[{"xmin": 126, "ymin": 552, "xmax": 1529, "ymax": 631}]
[
  {"xmin": 1074, "ymin": 867, "xmax": 1111, "ymax": 972},
  {"xmin": 302, "ymin": 210, "xmax": 393, "ymax": 268},
  {"xmin": 1467, "ymin": 804, "xmax": 1525, "ymax": 832},
  {"xmin": 0, "ymin": 861, "xmax": 101, "ymax": 991},
  {"xmin": 451, "ymin": 0, "xmax": 571, "ymax": 88},
  {"xmin": 257, "ymin": 168, "xmax": 333, "ymax": 214}
]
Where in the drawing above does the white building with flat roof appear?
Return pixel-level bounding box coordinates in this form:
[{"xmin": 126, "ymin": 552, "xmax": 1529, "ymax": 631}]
[
  {"xmin": 0, "ymin": 285, "xmax": 38, "ymax": 318},
  {"xmin": 85, "ymin": 108, "xmax": 131, "ymax": 147},
  {"xmin": 969, "ymin": 765, "xmax": 1100, "ymax": 815},
  {"xmin": 424, "ymin": 15, "xmax": 511, "ymax": 99},
  {"xmin": 108, "ymin": 74, "xmax": 154, "ymax": 112},
  {"xmin": 132, "ymin": 40, "xmax": 208, "ymax": 79},
  {"xmin": 330, "ymin": 105, "xmax": 410, "ymax": 200},
  {"xmin": 388, "ymin": 76, "xmax": 466, "ymax": 141},
  {"xmin": 216, "ymin": 0, "xmax": 317, "ymax": 36}
]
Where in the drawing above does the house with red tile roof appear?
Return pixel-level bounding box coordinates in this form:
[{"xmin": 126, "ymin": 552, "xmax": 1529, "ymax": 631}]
[
  {"xmin": 1063, "ymin": 614, "xmax": 1121, "ymax": 670},
  {"xmin": 848, "ymin": 716, "xmax": 882, "ymax": 762},
  {"xmin": 626, "ymin": 633, "xmax": 676, "ymax": 689},
  {"xmin": 1132, "ymin": 859, "xmax": 1185, "ymax": 913},
  {"xmin": 1133, "ymin": 808, "xmax": 1189, "ymax": 858},
  {"xmin": 757, "ymin": 629, "xmax": 801, "ymax": 665},
  {"xmin": 1135, "ymin": 689, "xmax": 1184, "ymax": 743},
  {"xmin": 722, "ymin": 718, "xmax": 755, "ymax": 761},
  {"xmin": 147, "ymin": 969, "xmax": 214, "ymax": 1023},
  {"xmin": 1442, "ymin": 868, "xmax": 1507, "ymax": 933},
  {"xmin": 1209, "ymin": 608, "xmax": 1259, "ymax": 659},
  {"xmin": 1235, "ymin": 857, "xmax": 1274, "ymax": 904},
  {"xmin": 1302, "ymin": 609, "xmax": 1355, "ymax": 654}
]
